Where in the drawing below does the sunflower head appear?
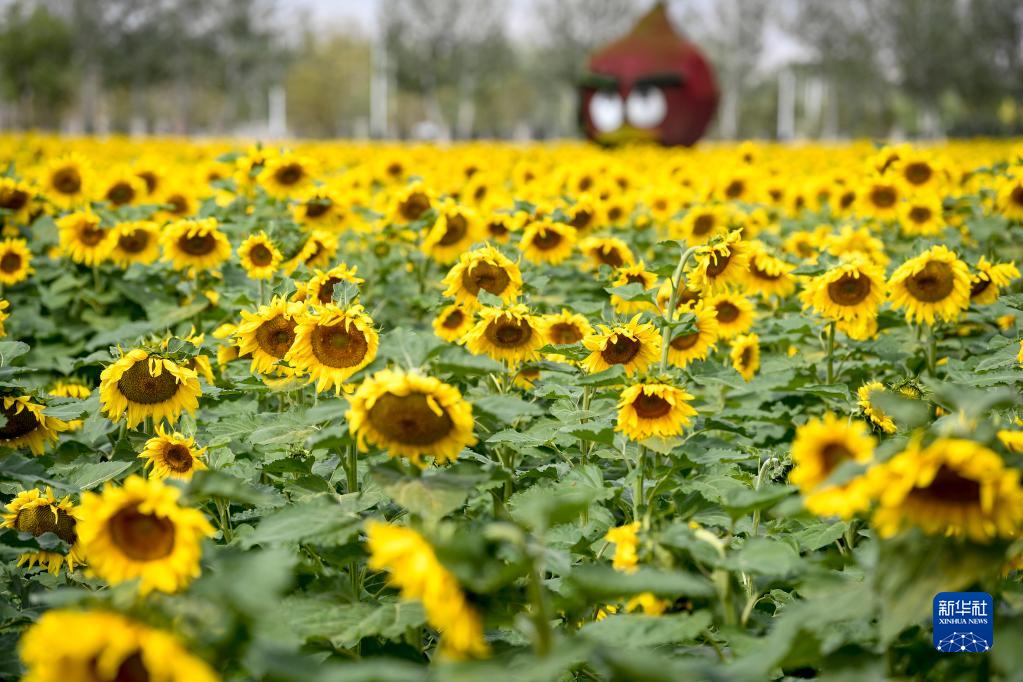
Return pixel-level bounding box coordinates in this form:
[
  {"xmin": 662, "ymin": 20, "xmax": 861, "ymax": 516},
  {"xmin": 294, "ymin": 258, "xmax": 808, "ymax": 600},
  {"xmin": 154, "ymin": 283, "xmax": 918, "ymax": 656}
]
[
  {"xmin": 346, "ymin": 369, "xmax": 477, "ymax": 467},
  {"xmin": 237, "ymin": 232, "xmax": 282, "ymax": 280},
  {"xmin": 887, "ymin": 245, "xmax": 971, "ymax": 325},
  {"xmin": 259, "ymin": 153, "xmax": 316, "ymax": 197},
  {"xmin": 616, "ymin": 382, "xmax": 697, "ymax": 441},
  {"xmin": 688, "ymin": 231, "xmax": 750, "ymax": 294},
  {"xmin": 99, "ymin": 349, "xmax": 202, "ymax": 429},
  {"xmin": 581, "ymin": 315, "xmax": 662, "ymax": 375},
  {"xmin": 42, "ymin": 154, "xmax": 91, "ymax": 207},
  {"xmin": 285, "ymin": 303, "xmax": 379, "ymax": 394},
  {"xmin": 56, "ymin": 209, "xmax": 113, "ymax": 266},
  {"xmin": 789, "ymin": 413, "xmax": 875, "ymax": 518},
  {"xmin": 705, "ymin": 291, "xmax": 755, "ymax": 339},
  {"xmin": 110, "ymin": 221, "xmax": 160, "ymax": 268},
  {"xmin": 730, "ymin": 333, "xmax": 760, "ymax": 382},
  {"xmin": 441, "ymin": 244, "xmax": 522, "ymax": 308},
  {"xmin": 610, "ymin": 262, "xmax": 658, "ymax": 314},
  {"xmin": 744, "ymin": 241, "xmax": 795, "ymax": 299},
  {"xmin": 303, "ymin": 263, "xmax": 365, "ymax": 305},
  {"xmin": 2, "ymin": 486, "xmax": 83, "ymax": 573},
  {"xmin": 0, "ymin": 395, "xmax": 67, "ymax": 455},
  {"xmin": 0, "ymin": 237, "xmax": 33, "ymax": 285},
  {"xmin": 857, "ymin": 381, "xmax": 897, "ymax": 434},
  {"xmin": 139, "ymin": 426, "xmax": 207, "ymax": 480},
  {"xmin": 161, "ymin": 218, "xmax": 232, "ymax": 275},
  {"xmin": 970, "ymin": 256, "xmax": 1020, "ymax": 305},
  {"xmin": 234, "ymin": 296, "xmax": 305, "ymax": 375},
  {"xmin": 579, "ymin": 235, "xmax": 635, "ymax": 272},
  {"xmin": 464, "ymin": 304, "xmax": 544, "ymax": 364},
  {"xmin": 77, "ymin": 475, "xmax": 214, "ymax": 594},
  {"xmin": 520, "ymin": 219, "xmax": 577, "ymax": 265},
  {"xmin": 802, "ymin": 254, "xmax": 885, "ymax": 327},
  {"xmin": 422, "ymin": 201, "xmax": 482, "ymax": 264}
]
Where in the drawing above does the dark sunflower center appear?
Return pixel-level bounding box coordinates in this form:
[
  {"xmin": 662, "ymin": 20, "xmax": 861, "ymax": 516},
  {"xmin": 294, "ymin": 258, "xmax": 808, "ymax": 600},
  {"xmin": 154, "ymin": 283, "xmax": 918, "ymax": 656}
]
[
  {"xmin": 1011, "ymin": 186, "xmax": 1023, "ymax": 208},
  {"xmin": 80, "ymin": 226, "xmax": 106, "ymax": 246},
  {"xmin": 596, "ymin": 246, "xmax": 624, "ymax": 268},
  {"xmin": 0, "ymin": 252, "xmax": 22, "ymax": 273},
  {"xmin": 462, "ymin": 261, "xmax": 511, "ymax": 296},
  {"xmin": 0, "ymin": 402, "xmax": 40, "ymax": 439},
  {"xmin": 692, "ymin": 214, "xmax": 715, "ymax": 236},
  {"xmin": 177, "ymin": 232, "xmax": 216, "ymax": 256},
  {"xmin": 254, "ymin": 315, "xmax": 297, "ymax": 358},
  {"xmin": 715, "ymin": 302, "xmax": 740, "ymax": 324},
  {"xmin": 905, "ymin": 261, "xmax": 955, "ymax": 303},
  {"xmin": 827, "ymin": 273, "xmax": 872, "ymax": 306},
  {"xmin": 910, "ymin": 465, "xmax": 981, "ymax": 506},
  {"xmin": 367, "ymin": 392, "xmax": 453, "ymax": 446},
  {"xmin": 820, "ymin": 443, "xmax": 853, "ymax": 475},
  {"xmin": 52, "ymin": 167, "xmax": 81, "ymax": 194},
  {"xmin": 676, "ymin": 288, "xmax": 701, "ymax": 309},
  {"xmin": 485, "ymin": 318, "xmax": 532, "ymax": 348},
  {"xmin": 548, "ymin": 322, "xmax": 583, "ymax": 345},
  {"xmin": 625, "ymin": 274, "xmax": 648, "ymax": 286},
  {"xmin": 386, "ymin": 162, "xmax": 403, "ymax": 177},
  {"xmin": 399, "ymin": 192, "xmax": 430, "ymax": 221},
  {"xmin": 438, "ymin": 214, "xmax": 468, "ymax": 246},
  {"xmin": 904, "ymin": 162, "xmax": 932, "ymax": 186},
  {"xmin": 578, "ymin": 176, "xmax": 593, "ymax": 192},
  {"xmin": 839, "ymin": 191, "xmax": 855, "ymax": 209},
  {"xmin": 739, "ymin": 346, "xmax": 754, "ymax": 369},
  {"xmin": 750, "ymin": 263, "xmax": 781, "ymax": 281},
  {"xmin": 601, "ymin": 334, "xmax": 640, "ymax": 365},
  {"xmin": 704, "ymin": 250, "xmax": 733, "ymax": 278},
  {"xmin": 908, "ymin": 206, "xmax": 932, "ymax": 223},
  {"xmin": 167, "ymin": 195, "xmax": 188, "ymax": 215},
  {"xmin": 14, "ymin": 506, "xmax": 77, "ymax": 544},
  {"xmin": 117, "ymin": 230, "xmax": 149, "ymax": 254},
  {"xmin": 305, "ymin": 199, "xmax": 331, "ymax": 218},
  {"xmin": 724, "ymin": 180, "xmax": 744, "ymax": 198},
  {"xmin": 137, "ymin": 171, "xmax": 158, "ymax": 193},
  {"xmin": 162, "ymin": 444, "xmax": 194, "ymax": 473},
  {"xmin": 274, "ymin": 163, "xmax": 304, "ymax": 186},
  {"xmin": 442, "ymin": 309, "xmax": 465, "ymax": 329},
  {"xmin": 0, "ymin": 188, "xmax": 29, "ymax": 210},
  {"xmin": 970, "ymin": 276, "xmax": 991, "ymax": 298},
  {"xmin": 248, "ymin": 243, "xmax": 274, "ymax": 267},
  {"xmin": 632, "ymin": 392, "xmax": 672, "ymax": 419},
  {"xmin": 106, "ymin": 182, "xmax": 135, "ymax": 206},
  {"xmin": 116, "ymin": 360, "xmax": 182, "ymax": 404},
  {"xmin": 487, "ymin": 221, "xmax": 509, "ymax": 238},
  {"xmin": 870, "ymin": 186, "xmax": 896, "ymax": 208},
  {"xmin": 316, "ymin": 276, "xmax": 344, "ymax": 304},
  {"xmin": 112, "ymin": 651, "xmax": 150, "ymax": 682},
  {"xmin": 570, "ymin": 210, "xmax": 592, "ymax": 229},
  {"xmin": 607, "ymin": 206, "xmax": 623, "ymax": 222},
  {"xmin": 671, "ymin": 330, "xmax": 701, "ymax": 350},
  {"xmin": 109, "ymin": 506, "xmax": 175, "ymax": 561},
  {"xmin": 532, "ymin": 229, "xmax": 562, "ymax": 250},
  {"xmin": 310, "ymin": 323, "xmax": 369, "ymax": 368}
]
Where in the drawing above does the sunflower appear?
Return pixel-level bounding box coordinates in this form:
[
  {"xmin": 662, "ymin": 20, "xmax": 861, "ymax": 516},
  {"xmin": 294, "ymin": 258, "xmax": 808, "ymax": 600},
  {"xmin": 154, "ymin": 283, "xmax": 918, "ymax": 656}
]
[
  {"xmin": 892, "ymin": 151, "xmax": 944, "ymax": 193},
  {"xmin": 996, "ymin": 176, "xmax": 1023, "ymax": 220},
  {"xmin": 581, "ymin": 315, "xmax": 661, "ymax": 375},
  {"xmin": 605, "ymin": 522, "xmax": 640, "ymax": 573},
  {"xmin": 292, "ymin": 186, "xmax": 344, "ymax": 230},
  {"xmin": 970, "ymin": 256, "xmax": 1020, "ymax": 305},
  {"xmin": 433, "ymin": 303, "xmax": 474, "ymax": 343},
  {"xmin": 0, "ymin": 395, "xmax": 67, "ymax": 455},
  {"xmin": 744, "ymin": 241, "xmax": 795, "ymax": 299},
  {"xmin": 565, "ymin": 193, "xmax": 600, "ymax": 232},
  {"xmin": 579, "ymin": 236, "xmax": 635, "ymax": 271},
  {"xmin": 897, "ymin": 194, "xmax": 944, "ymax": 236},
  {"xmin": 48, "ymin": 379, "xmax": 91, "ymax": 431},
  {"xmin": 789, "ymin": 413, "xmax": 875, "ymax": 518},
  {"xmin": 18, "ymin": 609, "xmax": 220, "ymax": 682},
  {"xmin": 285, "ymin": 230, "xmax": 339, "ymax": 273},
  {"xmin": 346, "ymin": 368, "xmax": 477, "ymax": 467},
  {"xmin": 390, "ymin": 182, "xmax": 435, "ymax": 224},
  {"xmin": 782, "ymin": 229, "xmax": 825, "ymax": 262},
  {"xmin": 541, "ymin": 308, "xmax": 594, "ymax": 357},
  {"xmin": 365, "ymin": 522, "xmax": 489, "ymax": 660},
  {"xmin": 237, "ymin": 232, "xmax": 282, "ymax": 280},
  {"xmin": 888, "ymin": 245, "xmax": 971, "ymax": 325},
  {"xmin": 99, "ymin": 349, "xmax": 201, "ymax": 429},
  {"xmin": 157, "ymin": 184, "xmax": 198, "ymax": 221},
  {"xmin": 520, "ymin": 219, "xmax": 577, "ymax": 265},
  {"xmin": 0, "ymin": 177, "xmax": 35, "ymax": 224},
  {"xmin": 422, "ymin": 201, "xmax": 482, "ymax": 264},
  {"xmin": 286, "ymin": 303, "xmax": 379, "ymax": 394},
  {"xmin": 56, "ymin": 210, "xmax": 113, "ymax": 266},
  {"xmin": 234, "ymin": 296, "xmax": 305, "ymax": 375},
  {"xmin": 673, "ymin": 204, "xmax": 728, "ymax": 244},
  {"xmin": 688, "ymin": 231, "xmax": 750, "ymax": 294},
  {"xmin": 482, "ymin": 212, "xmax": 523, "ymax": 243},
  {"xmin": 656, "ymin": 279, "xmax": 703, "ymax": 315},
  {"xmin": 441, "ymin": 244, "xmax": 522, "ymax": 308},
  {"xmin": 821, "ymin": 225, "xmax": 888, "ymax": 267},
  {"xmin": 99, "ymin": 170, "xmax": 146, "ymax": 207},
  {"xmin": 705, "ymin": 291, "xmax": 755, "ymax": 339},
  {"xmin": 258, "ymin": 152, "xmax": 316, "ymax": 198},
  {"xmin": 139, "ymin": 426, "xmax": 207, "ymax": 481},
  {"xmin": 609, "ymin": 262, "xmax": 658, "ymax": 314},
  {"xmin": 2, "ymin": 487, "xmax": 84, "ymax": 575},
  {"xmin": 857, "ymin": 381, "xmax": 897, "ymax": 434},
  {"xmin": 730, "ymin": 333, "xmax": 760, "ymax": 381},
  {"xmin": 302, "ymin": 263, "xmax": 364, "ymax": 305},
  {"xmin": 77, "ymin": 475, "xmax": 213, "ymax": 594},
  {"xmin": 0, "ymin": 237, "xmax": 33, "ymax": 284},
  {"xmin": 464, "ymin": 304, "xmax": 545, "ymax": 364},
  {"xmin": 106, "ymin": 220, "xmax": 160, "ymax": 268},
  {"xmin": 801, "ymin": 255, "xmax": 885, "ymax": 332},
  {"xmin": 998, "ymin": 429, "xmax": 1023, "ymax": 453},
  {"xmin": 868, "ymin": 438, "xmax": 1023, "ymax": 542},
  {"xmin": 665, "ymin": 305, "xmax": 718, "ymax": 368},
  {"xmin": 161, "ymin": 218, "xmax": 232, "ymax": 275},
  {"xmin": 41, "ymin": 154, "xmax": 91, "ymax": 207},
  {"xmin": 0, "ymin": 298, "xmax": 9, "ymax": 338},
  {"xmin": 856, "ymin": 176, "xmax": 901, "ymax": 220},
  {"xmin": 616, "ymin": 383, "xmax": 697, "ymax": 441}
]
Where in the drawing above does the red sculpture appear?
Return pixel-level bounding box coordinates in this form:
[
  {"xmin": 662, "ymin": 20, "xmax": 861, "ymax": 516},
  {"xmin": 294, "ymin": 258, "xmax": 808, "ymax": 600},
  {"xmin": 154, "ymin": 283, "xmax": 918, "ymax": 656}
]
[{"xmin": 579, "ymin": 2, "xmax": 719, "ymax": 146}]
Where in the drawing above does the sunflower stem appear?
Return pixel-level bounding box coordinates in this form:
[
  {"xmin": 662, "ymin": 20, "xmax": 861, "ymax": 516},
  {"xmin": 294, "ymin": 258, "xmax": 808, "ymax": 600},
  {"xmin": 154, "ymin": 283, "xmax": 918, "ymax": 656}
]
[
  {"xmin": 925, "ymin": 324, "xmax": 938, "ymax": 376},
  {"xmin": 526, "ymin": 554, "xmax": 553, "ymax": 657},
  {"xmin": 258, "ymin": 279, "xmax": 266, "ymax": 305},
  {"xmin": 659, "ymin": 245, "xmax": 699, "ymax": 373},
  {"xmin": 825, "ymin": 321, "xmax": 836, "ymax": 384},
  {"xmin": 344, "ymin": 444, "xmax": 359, "ymax": 494},
  {"xmin": 633, "ymin": 446, "xmax": 646, "ymax": 523}
]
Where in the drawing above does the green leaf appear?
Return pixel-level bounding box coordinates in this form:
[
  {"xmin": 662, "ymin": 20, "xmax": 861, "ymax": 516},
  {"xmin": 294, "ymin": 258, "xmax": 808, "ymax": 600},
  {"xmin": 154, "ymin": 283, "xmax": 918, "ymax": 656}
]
[
  {"xmin": 372, "ymin": 467, "xmax": 477, "ymax": 524},
  {"xmin": 580, "ymin": 611, "xmax": 711, "ymax": 648},
  {"xmin": 61, "ymin": 461, "xmax": 134, "ymax": 490},
  {"xmin": 567, "ymin": 565, "xmax": 715, "ymax": 600},
  {"xmin": 726, "ymin": 538, "xmax": 803, "ymax": 577},
  {"xmin": 509, "ymin": 464, "xmax": 611, "ymax": 531},
  {"xmin": 241, "ymin": 495, "xmax": 369, "ymax": 548},
  {"xmin": 474, "ymin": 395, "xmax": 543, "ymax": 423},
  {"xmin": 282, "ymin": 596, "xmax": 426, "ymax": 648}
]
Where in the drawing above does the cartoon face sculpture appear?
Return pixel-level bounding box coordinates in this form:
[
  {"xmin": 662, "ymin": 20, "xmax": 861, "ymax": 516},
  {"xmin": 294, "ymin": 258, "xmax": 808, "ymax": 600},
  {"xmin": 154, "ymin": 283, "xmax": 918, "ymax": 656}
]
[{"xmin": 579, "ymin": 3, "xmax": 719, "ymax": 147}]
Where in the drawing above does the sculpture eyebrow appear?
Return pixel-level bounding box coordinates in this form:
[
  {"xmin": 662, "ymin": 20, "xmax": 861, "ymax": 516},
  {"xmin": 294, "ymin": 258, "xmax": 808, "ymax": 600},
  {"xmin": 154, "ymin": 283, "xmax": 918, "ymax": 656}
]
[
  {"xmin": 634, "ymin": 73, "xmax": 685, "ymax": 88},
  {"xmin": 578, "ymin": 72, "xmax": 619, "ymax": 90}
]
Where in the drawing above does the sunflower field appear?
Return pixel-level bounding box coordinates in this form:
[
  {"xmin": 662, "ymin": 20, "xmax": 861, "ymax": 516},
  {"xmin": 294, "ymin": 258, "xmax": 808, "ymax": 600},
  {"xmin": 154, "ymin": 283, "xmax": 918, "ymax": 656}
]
[{"xmin": 2, "ymin": 136, "xmax": 1023, "ymax": 681}]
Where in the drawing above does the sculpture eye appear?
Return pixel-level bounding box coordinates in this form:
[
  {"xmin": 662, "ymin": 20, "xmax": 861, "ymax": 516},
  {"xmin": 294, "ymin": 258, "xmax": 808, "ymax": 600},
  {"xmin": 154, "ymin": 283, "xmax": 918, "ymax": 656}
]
[
  {"xmin": 626, "ymin": 86, "xmax": 667, "ymax": 129},
  {"xmin": 589, "ymin": 90, "xmax": 624, "ymax": 133}
]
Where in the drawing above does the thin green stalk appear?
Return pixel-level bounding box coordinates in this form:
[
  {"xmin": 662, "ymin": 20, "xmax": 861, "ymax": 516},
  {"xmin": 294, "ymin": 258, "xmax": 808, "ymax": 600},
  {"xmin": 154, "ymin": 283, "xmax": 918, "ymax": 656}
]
[
  {"xmin": 659, "ymin": 245, "xmax": 699, "ymax": 373},
  {"xmin": 825, "ymin": 321, "xmax": 836, "ymax": 384},
  {"xmin": 526, "ymin": 559, "xmax": 553, "ymax": 657},
  {"xmin": 633, "ymin": 446, "xmax": 646, "ymax": 523},
  {"xmin": 258, "ymin": 279, "xmax": 266, "ymax": 305},
  {"xmin": 345, "ymin": 445, "xmax": 359, "ymax": 494},
  {"xmin": 925, "ymin": 324, "xmax": 938, "ymax": 376}
]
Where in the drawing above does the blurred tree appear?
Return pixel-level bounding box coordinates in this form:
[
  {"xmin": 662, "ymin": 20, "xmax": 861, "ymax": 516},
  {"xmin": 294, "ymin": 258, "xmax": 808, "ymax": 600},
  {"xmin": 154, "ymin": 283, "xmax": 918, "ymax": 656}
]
[
  {"xmin": 286, "ymin": 28, "xmax": 371, "ymax": 138},
  {"xmin": 0, "ymin": 2, "xmax": 74, "ymax": 129}
]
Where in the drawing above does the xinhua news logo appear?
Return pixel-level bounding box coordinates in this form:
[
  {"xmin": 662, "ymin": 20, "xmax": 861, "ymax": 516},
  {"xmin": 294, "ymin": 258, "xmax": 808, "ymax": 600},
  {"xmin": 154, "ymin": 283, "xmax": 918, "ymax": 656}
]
[{"xmin": 933, "ymin": 592, "xmax": 994, "ymax": 653}]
